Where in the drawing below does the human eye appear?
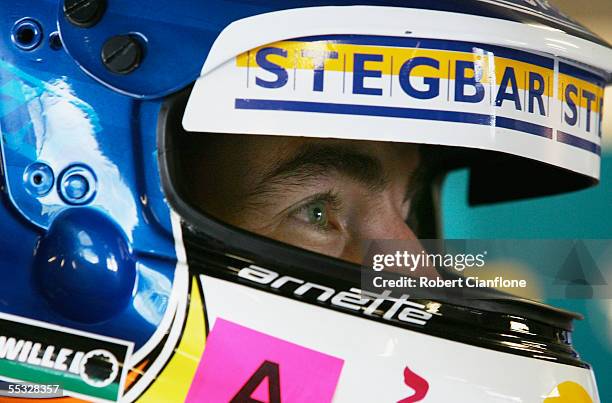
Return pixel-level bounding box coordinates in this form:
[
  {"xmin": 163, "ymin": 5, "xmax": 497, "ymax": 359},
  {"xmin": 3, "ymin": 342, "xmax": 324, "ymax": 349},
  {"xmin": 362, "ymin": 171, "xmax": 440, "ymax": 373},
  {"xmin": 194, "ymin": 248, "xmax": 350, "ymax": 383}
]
[{"xmin": 288, "ymin": 192, "xmax": 342, "ymax": 233}]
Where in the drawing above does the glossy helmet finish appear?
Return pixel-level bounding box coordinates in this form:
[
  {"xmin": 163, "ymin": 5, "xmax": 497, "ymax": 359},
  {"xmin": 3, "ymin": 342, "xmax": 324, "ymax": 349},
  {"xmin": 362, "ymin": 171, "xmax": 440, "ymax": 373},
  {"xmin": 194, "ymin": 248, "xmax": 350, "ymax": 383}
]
[{"xmin": 0, "ymin": 0, "xmax": 610, "ymax": 401}]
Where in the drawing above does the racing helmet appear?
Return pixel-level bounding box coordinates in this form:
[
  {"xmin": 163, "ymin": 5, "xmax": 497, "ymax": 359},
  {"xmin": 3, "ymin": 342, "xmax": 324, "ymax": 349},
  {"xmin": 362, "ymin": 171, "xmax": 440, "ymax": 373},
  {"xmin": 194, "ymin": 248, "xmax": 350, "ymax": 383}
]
[{"xmin": 0, "ymin": 0, "xmax": 610, "ymax": 402}]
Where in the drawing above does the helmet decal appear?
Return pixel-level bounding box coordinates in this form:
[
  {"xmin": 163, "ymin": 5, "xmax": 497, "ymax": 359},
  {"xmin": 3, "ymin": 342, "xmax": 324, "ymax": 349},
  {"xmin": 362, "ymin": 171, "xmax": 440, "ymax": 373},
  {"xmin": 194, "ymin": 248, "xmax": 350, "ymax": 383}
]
[{"xmin": 185, "ymin": 34, "xmax": 605, "ymax": 179}]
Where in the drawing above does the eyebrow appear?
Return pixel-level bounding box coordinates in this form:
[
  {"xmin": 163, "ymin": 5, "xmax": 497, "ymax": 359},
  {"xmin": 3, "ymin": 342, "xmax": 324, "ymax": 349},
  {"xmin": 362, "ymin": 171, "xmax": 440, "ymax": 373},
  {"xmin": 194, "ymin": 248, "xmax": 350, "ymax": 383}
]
[{"xmin": 248, "ymin": 143, "xmax": 389, "ymax": 201}]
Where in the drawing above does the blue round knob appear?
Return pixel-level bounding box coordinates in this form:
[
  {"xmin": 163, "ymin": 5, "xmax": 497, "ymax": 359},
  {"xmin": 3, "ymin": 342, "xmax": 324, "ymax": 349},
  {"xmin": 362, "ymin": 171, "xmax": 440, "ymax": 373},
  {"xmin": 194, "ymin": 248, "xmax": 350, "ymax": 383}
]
[{"xmin": 33, "ymin": 208, "xmax": 136, "ymax": 323}]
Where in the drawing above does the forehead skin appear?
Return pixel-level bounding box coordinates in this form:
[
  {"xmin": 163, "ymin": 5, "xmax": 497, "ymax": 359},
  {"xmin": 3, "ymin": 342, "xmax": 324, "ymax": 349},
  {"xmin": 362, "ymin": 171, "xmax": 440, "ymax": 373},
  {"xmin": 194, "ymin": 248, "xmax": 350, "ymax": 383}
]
[{"xmin": 184, "ymin": 134, "xmax": 420, "ymax": 225}]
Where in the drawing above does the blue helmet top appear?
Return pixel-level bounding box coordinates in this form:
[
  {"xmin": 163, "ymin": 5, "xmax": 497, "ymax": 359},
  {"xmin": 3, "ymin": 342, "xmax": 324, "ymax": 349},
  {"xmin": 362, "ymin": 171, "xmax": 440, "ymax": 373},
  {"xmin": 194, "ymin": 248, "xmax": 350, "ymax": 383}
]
[{"xmin": 52, "ymin": 0, "xmax": 611, "ymax": 98}]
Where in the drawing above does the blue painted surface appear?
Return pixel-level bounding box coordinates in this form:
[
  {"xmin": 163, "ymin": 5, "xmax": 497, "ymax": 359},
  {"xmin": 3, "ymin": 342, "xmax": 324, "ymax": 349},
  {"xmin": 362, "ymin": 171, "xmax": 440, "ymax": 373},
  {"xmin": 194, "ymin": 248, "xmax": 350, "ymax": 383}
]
[
  {"xmin": 442, "ymin": 153, "xmax": 612, "ymax": 400},
  {"xmin": 0, "ymin": 1, "xmax": 176, "ymax": 349}
]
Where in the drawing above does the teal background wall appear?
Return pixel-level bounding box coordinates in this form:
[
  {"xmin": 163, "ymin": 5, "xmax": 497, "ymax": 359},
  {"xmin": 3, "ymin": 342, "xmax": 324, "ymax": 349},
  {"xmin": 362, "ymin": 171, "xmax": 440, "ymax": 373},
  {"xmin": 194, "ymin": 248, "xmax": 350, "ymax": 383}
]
[{"xmin": 442, "ymin": 154, "xmax": 612, "ymax": 400}]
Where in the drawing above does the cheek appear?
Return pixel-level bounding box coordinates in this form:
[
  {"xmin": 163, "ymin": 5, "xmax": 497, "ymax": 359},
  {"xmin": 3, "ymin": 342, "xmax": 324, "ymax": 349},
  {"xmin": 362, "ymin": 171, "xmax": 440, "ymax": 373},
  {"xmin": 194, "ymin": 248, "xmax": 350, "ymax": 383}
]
[{"xmin": 337, "ymin": 210, "xmax": 418, "ymax": 265}]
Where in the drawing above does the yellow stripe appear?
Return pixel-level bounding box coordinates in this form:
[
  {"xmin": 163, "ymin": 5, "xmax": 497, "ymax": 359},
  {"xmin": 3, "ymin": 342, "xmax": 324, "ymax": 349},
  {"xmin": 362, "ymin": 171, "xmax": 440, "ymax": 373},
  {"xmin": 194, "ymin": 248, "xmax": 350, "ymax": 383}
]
[
  {"xmin": 136, "ymin": 277, "xmax": 206, "ymax": 403},
  {"xmin": 558, "ymin": 74, "xmax": 604, "ymax": 112},
  {"xmin": 237, "ymin": 40, "xmax": 606, "ymax": 112},
  {"xmin": 236, "ymin": 40, "xmax": 556, "ymax": 97}
]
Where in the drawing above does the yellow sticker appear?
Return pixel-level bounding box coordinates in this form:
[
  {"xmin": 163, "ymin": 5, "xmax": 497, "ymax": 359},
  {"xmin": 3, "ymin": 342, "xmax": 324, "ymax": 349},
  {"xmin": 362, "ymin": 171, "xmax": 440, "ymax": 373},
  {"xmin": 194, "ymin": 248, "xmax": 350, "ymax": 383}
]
[{"xmin": 544, "ymin": 381, "xmax": 593, "ymax": 403}]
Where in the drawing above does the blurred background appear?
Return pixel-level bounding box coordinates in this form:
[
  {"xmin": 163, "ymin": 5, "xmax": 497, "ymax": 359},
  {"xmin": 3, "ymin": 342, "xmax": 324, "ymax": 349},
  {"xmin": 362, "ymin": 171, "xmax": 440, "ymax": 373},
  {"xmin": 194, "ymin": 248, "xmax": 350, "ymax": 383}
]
[{"xmin": 442, "ymin": 0, "xmax": 611, "ymax": 399}]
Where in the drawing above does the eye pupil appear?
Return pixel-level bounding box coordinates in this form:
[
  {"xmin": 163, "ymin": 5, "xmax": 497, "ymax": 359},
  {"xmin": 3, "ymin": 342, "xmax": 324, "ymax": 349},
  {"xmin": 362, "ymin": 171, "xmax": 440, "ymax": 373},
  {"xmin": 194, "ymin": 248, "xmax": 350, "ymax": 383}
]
[{"xmin": 308, "ymin": 203, "xmax": 326, "ymax": 224}]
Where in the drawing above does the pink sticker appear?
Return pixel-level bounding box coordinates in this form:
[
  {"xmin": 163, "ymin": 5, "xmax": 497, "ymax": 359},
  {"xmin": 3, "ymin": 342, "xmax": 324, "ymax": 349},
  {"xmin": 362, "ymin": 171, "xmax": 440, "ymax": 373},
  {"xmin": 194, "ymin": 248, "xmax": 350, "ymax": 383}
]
[{"xmin": 186, "ymin": 318, "xmax": 344, "ymax": 403}]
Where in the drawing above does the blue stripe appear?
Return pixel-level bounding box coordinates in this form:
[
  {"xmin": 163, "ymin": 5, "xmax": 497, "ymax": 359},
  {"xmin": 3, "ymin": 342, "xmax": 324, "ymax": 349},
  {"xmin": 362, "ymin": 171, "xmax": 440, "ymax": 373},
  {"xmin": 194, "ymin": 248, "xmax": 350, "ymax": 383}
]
[
  {"xmin": 296, "ymin": 35, "xmax": 554, "ymax": 70},
  {"xmin": 559, "ymin": 62, "xmax": 606, "ymax": 87},
  {"xmin": 496, "ymin": 116, "xmax": 553, "ymax": 139},
  {"xmin": 557, "ymin": 130, "xmax": 601, "ymax": 155},
  {"xmin": 234, "ymin": 99, "xmax": 553, "ymax": 139}
]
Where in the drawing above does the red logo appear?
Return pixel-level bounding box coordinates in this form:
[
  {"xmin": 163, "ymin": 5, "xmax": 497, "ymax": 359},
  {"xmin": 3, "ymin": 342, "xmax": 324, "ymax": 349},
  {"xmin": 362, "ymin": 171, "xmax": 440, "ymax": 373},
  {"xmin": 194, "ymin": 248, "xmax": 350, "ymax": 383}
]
[{"xmin": 398, "ymin": 366, "xmax": 429, "ymax": 403}]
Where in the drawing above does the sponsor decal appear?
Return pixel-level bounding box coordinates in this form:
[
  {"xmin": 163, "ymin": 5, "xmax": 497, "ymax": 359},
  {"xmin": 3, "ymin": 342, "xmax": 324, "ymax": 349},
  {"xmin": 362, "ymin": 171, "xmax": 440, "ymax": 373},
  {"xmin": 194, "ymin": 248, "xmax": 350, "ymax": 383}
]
[
  {"xmin": 235, "ymin": 36, "xmax": 604, "ymax": 155},
  {"xmin": 238, "ymin": 264, "xmax": 433, "ymax": 327},
  {"xmin": 185, "ymin": 318, "xmax": 344, "ymax": 403},
  {"xmin": 231, "ymin": 360, "xmax": 281, "ymax": 403},
  {"xmin": 0, "ymin": 313, "xmax": 133, "ymax": 402},
  {"xmin": 185, "ymin": 34, "xmax": 607, "ymax": 179},
  {"xmin": 544, "ymin": 381, "xmax": 593, "ymax": 403},
  {"xmin": 398, "ymin": 367, "xmax": 429, "ymax": 403}
]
